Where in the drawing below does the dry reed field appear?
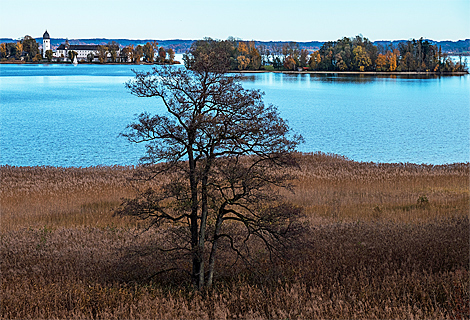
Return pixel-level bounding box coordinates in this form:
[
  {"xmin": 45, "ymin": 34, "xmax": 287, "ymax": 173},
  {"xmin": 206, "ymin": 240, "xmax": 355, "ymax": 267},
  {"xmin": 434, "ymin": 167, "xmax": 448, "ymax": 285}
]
[{"xmin": 1, "ymin": 152, "xmax": 469, "ymax": 319}]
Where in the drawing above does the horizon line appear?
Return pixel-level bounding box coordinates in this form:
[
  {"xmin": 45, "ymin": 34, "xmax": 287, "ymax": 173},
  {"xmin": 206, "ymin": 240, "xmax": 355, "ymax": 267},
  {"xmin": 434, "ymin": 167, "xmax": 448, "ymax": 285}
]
[{"xmin": 1, "ymin": 36, "xmax": 469, "ymax": 43}]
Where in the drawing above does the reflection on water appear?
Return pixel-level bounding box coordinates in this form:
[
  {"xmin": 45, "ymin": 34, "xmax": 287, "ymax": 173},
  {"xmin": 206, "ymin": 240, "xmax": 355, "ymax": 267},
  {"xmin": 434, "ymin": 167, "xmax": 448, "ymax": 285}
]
[
  {"xmin": 243, "ymin": 71, "xmax": 469, "ymax": 165},
  {"xmin": 241, "ymin": 72, "xmax": 450, "ymax": 85},
  {"xmin": 1, "ymin": 64, "xmax": 469, "ymax": 166}
]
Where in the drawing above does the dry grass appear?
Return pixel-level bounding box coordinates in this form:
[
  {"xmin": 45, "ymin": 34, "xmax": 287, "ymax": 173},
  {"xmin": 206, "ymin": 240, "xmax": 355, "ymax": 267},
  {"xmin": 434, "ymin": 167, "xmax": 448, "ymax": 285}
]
[
  {"xmin": 0, "ymin": 165, "xmax": 138, "ymax": 231},
  {"xmin": 289, "ymin": 152, "xmax": 469, "ymax": 224},
  {"xmin": 1, "ymin": 152, "xmax": 469, "ymax": 319}
]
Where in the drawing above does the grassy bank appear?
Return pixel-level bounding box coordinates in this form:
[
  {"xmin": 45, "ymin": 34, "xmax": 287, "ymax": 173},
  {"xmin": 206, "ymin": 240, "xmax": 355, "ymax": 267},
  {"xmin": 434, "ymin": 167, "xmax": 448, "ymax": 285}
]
[{"xmin": 1, "ymin": 153, "xmax": 468, "ymax": 319}]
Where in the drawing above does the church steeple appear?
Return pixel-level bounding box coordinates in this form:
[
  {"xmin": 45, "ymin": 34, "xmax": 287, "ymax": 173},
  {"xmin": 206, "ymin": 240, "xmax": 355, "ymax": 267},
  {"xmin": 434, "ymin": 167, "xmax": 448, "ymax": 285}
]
[{"xmin": 43, "ymin": 30, "xmax": 51, "ymax": 58}]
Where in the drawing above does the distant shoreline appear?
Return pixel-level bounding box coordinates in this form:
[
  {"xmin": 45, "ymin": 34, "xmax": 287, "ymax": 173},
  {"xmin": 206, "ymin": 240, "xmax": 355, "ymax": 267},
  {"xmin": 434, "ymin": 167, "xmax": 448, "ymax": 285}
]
[
  {"xmin": 1, "ymin": 61, "xmax": 468, "ymax": 76},
  {"xmin": 0, "ymin": 61, "xmax": 180, "ymax": 66}
]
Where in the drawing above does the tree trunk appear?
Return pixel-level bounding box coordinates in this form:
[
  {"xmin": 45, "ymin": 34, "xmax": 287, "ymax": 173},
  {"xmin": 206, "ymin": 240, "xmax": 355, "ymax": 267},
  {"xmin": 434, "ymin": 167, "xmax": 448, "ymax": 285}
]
[
  {"xmin": 197, "ymin": 158, "xmax": 214, "ymax": 289},
  {"xmin": 187, "ymin": 146, "xmax": 201, "ymax": 288},
  {"xmin": 207, "ymin": 208, "xmax": 225, "ymax": 287},
  {"xmin": 197, "ymin": 174, "xmax": 209, "ymax": 288}
]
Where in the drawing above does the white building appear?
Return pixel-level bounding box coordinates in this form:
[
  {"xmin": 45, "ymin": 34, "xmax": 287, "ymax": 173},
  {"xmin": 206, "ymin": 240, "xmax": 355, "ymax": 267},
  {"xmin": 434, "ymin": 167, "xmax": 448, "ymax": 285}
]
[
  {"xmin": 42, "ymin": 30, "xmax": 51, "ymax": 58},
  {"xmin": 56, "ymin": 43, "xmax": 99, "ymax": 61},
  {"xmin": 43, "ymin": 30, "xmax": 120, "ymax": 62}
]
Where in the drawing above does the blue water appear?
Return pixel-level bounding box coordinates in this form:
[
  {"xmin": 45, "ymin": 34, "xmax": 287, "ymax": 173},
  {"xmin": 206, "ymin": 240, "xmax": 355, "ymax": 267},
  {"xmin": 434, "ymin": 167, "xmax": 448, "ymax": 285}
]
[{"xmin": 1, "ymin": 64, "xmax": 469, "ymax": 166}]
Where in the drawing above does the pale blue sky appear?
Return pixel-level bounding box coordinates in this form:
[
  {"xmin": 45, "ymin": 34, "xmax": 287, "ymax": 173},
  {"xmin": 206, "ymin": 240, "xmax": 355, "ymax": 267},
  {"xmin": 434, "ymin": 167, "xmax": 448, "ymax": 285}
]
[{"xmin": 1, "ymin": 0, "xmax": 469, "ymax": 41}]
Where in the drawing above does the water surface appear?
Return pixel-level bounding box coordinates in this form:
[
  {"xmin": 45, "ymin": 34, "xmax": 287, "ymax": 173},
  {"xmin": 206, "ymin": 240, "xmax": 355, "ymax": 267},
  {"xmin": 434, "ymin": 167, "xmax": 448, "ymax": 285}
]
[{"xmin": 1, "ymin": 64, "xmax": 468, "ymax": 166}]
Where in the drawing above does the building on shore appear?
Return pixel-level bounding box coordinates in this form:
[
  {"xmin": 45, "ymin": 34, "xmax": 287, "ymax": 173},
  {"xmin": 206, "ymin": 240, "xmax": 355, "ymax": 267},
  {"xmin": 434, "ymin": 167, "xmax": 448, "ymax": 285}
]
[
  {"xmin": 42, "ymin": 30, "xmax": 121, "ymax": 62},
  {"xmin": 55, "ymin": 43, "xmax": 100, "ymax": 62},
  {"xmin": 42, "ymin": 30, "xmax": 51, "ymax": 58}
]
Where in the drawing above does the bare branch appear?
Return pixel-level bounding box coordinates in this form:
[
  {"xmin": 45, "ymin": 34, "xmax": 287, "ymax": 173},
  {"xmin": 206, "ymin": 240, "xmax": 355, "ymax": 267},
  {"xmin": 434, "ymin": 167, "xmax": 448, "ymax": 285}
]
[{"xmin": 117, "ymin": 54, "xmax": 303, "ymax": 289}]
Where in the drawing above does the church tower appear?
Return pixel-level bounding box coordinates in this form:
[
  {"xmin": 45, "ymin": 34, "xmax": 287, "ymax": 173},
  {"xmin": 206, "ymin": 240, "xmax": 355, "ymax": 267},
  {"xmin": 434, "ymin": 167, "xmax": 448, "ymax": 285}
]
[{"xmin": 42, "ymin": 30, "xmax": 50, "ymax": 58}]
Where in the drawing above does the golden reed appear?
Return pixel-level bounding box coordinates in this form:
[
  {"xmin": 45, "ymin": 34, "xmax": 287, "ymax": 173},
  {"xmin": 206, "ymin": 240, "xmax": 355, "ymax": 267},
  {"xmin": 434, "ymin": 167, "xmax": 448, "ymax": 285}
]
[{"xmin": 1, "ymin": 152, "xmax": 468, "ymax": 319}]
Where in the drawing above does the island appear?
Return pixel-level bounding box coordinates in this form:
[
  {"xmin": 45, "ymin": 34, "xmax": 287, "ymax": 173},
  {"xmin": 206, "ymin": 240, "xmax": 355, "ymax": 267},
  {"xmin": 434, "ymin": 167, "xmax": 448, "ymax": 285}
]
[{"xmin": 1, "ymin": 32, "xmax": 468, "ymax": 74}]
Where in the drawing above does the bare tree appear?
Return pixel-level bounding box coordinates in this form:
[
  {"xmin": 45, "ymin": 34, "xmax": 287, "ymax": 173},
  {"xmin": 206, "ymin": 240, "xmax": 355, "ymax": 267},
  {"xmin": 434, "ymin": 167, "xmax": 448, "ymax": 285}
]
[{"xmin": 116, "ymin": 64, "xmax": 303, "ymax": 289}]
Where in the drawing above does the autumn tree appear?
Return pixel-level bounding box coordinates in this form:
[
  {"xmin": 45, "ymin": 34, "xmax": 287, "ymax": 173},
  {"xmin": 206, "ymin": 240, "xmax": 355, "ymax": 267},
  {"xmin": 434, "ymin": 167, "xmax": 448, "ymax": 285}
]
[
  {"xmin": 0, "ymin": 43, "xmax": 6, "ymax": 59},
  {"xmin": 158, "ymin": 47, "xmax": 166, "ymax": 63},
  {"xmin": 143, "ymin": 42, "xmax": 155, "ymax": 63},
  {"xmin": 317, "ymin": 41, "xmax": 334, "ymax": 70},
  {"xmin": 3, "ymin": 43, "xmax": 16, "ymax": 59},
  {"xmin": 134, "ymin": 45, "xmax": 143, "ymax": 63},
  {"xmin": 336, "ymin": 53, "xmax": 348, "ymax": 71},
  {"xmin": 97, "ymin": 45, "xmax": 108, "ymax": 63},
  {"xmin": 45, "ymin": 50, "xmax": 53, "ymax": 62},
  {"xmin": 237, "ymin": 55, "xmax": 250, "ymax": 70},
  {"xmin": 363, "ymin": 38, "xmax": 378, "ymax": 68},
  {"xmin": 32, "ymin": 53, "xmax": 42, "ymax": 62},
  {"xmin": 249, "ymin": 47, "xmax": 262, "ymax": 70},
  {"xmin": 15, "ymin": 41, "xmax": 23, "ymax": 59},
  {"xmin": 183, "ymin": 38, "xmax": 234, "ymax": 73},
  {"xmin": 399, "ymin": 51, "xmax": 414, "ymax": 71},
  {"xmin": 387, "ymin": 50, "xmax": 398, "ymax": 71},
  {"xmin": 397, "ymin": 41, "xmax": 417, "ymax": 71},
  {"xmin": 21, "ymin": 35, "xmax": 39, "ymax": 61},
  {"xmin": 376, "ymin": 53, "xmax": 387, "ymax": 71},
  {"xmin": 117, "ymin": 64, "xmax": 303, "ymax": 290},
  {"xmin": 167, "ymin": 48, "xmax": 175, "ymax": 63},
  {"xmin": 121, "ymin": 45, "xmax": 134, "ymax": 63},
  {"xmin": 333, "ymin": 37, "xmax": 353, "ymax": 69},
  {"xmin": 238, "ymin": 41, "xmax": 249, "ymax": 56},
  {"xmin": 283, "ymin": 55, "xmax": 296, "ymax": 70},
  {"xmin": 352, "ymin": 45, "xmax": 371, "ymax": 71},
  {"xmin": 234, "ymin": 41, "xmax": 261, "ymax": 70},
  {"xmin": 185, "ymin": 38, "xmax": 268, "ymax": 71},
  {"xmin": 299, "ymin": 49, "xmax": 309, "ymax": 68},
  {"xmin": 308, "ymin": 51, "xmax": 321, "ymax": 70},
  {"xmin": 108, "ymin": 41, "xmax": 120, "ymax": 63}
]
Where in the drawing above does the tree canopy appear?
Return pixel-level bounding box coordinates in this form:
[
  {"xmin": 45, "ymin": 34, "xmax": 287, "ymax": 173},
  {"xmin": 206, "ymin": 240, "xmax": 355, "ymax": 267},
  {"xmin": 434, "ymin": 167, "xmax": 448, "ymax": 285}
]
[
  {"xmin": 184, "ymin": 36, "xmax": 468, "ymax": 73},
  {"xmin": 117, "ymin": 64, "xmax": 304, "ymax": 289},
  {"xmin": 21, "ymin": 35, "xmax": 39, "ymax": 61}
]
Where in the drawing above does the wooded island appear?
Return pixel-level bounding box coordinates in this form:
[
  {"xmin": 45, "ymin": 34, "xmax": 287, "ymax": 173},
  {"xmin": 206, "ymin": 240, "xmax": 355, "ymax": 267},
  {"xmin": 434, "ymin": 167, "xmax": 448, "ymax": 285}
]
[
  {"xmin": 1, "ymin": 34, "xmax": 468, "ymax": 73},
  {"xmin": 184, "ymin": 36, "xmax": 468, "ymax": 73}
]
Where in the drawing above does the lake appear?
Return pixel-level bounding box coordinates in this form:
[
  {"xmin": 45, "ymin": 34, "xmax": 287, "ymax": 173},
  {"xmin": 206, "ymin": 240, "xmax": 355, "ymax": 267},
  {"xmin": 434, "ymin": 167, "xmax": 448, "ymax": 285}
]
[{"xmin": 0, "ymin": 64, "xmax": 469, "ymax": 167}]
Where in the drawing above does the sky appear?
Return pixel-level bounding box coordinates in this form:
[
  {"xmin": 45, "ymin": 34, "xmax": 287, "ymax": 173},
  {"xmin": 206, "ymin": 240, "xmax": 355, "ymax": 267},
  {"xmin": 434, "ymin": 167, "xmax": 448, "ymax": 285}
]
[{"xmin": 1, "ymin": 0, "xmax": 469, "ymax": 42}]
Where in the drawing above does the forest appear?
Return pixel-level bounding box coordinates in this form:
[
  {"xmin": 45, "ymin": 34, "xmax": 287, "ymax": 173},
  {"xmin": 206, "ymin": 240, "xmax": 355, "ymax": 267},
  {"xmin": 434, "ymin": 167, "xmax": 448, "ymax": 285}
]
[{"xmin": 184, "ymin": 35, "xmax": 468, "ymax": 73}]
